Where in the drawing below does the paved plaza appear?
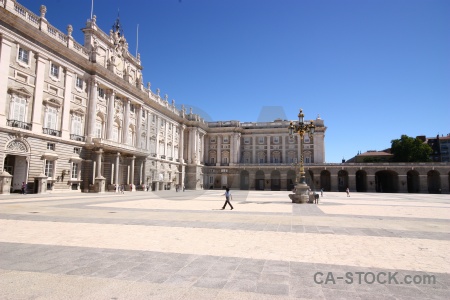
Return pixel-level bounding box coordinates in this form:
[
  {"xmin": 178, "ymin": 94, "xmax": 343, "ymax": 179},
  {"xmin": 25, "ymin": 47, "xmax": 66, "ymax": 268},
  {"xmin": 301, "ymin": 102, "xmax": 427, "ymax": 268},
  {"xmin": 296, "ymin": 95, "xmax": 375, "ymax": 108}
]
[{"xmin": 0, "ymin": 190, "xmax": 449, "ymax": 299}]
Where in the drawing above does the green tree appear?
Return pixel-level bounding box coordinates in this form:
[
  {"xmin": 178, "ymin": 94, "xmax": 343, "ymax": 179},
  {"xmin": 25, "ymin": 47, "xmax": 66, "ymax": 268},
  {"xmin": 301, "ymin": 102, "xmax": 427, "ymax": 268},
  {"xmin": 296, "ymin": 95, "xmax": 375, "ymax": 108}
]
[{"xmin": 390, "ymin": 135, "xmax": 432, "ymax": 162}]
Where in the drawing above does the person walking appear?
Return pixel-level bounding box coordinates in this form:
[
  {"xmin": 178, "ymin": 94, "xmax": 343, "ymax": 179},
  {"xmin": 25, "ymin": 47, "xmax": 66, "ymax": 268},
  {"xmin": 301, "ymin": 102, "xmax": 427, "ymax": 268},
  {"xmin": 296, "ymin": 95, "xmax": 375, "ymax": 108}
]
[
  {"xmin": 221, "ymin": 188, "xmax": 234, "ymax": 210},
  {"xmin": 21, "ymin": 182, "xmax": 27, "ymax": 194},
  {"xmin": 346, "ymin": 187, "xmax": 350, "ymax": 197},
  {"xmin": 320, "ymin": 188, "xmax": 324, "ymax": 197}
]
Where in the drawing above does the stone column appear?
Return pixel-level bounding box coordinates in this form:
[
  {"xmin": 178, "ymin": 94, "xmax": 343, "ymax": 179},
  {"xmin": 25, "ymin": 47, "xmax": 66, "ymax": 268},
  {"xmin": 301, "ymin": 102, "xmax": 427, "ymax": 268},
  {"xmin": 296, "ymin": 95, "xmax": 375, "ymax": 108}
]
[
  {"xmin": 235, "ymin": 133, "xmax": 241, "ymax": 164},
  {"xmin": 87, "ymin": 78, "xmax": 98, "ymax": 140},
  {"xmin": 94, "ymin": 148, "xmax": 105, "ymax": 193},
  {"xmin": 122, "ymin": 99, "xmax": 130, "ymax": 144},
  {"xmin": 31, "ymin": 54, "xmax": 48, "ymax": 133},
  {"xmin": 115, "ymin": 152, "xmax": 120, "ymax": 192},
  {"xmin": 179, "ymin": 125, "xmax": 185, "ymax": 163},
  {"xmin": 172, "ymin": 124, "xmax": 176, "ymax": 160},
  {"xmin": 96, "ymin": 149, "xmax": 103, "ymax": 177},
  {"xmin": 61, "ymin": 68, "xmax": 73, "ymax": 140},
  {"xmin": 136, "ymin": 105, "xmax": 142, "ymax": 148},
  {"xmin": 155, "ymin": 116, "xmax": 160, "ymax": 157},
  {"xmin": 252, "ymin": 136, "xmax": 256, "ymax": 163},
  {"xmin": 267, "ymin": 136, "xmax": 270, "ymax": 163},
  {"xmin": 130, "ymin": 156, "xmax": 136, "ymax": 191},
  {"xmin": 230, "ymin": 133, "xmax": 234, "ymax": 165},
  {"xmin": 216, "ymin": 135, "xmax": 221, "ymax": 166},
  {"xmin": 282, "ymin": 135, "xmax": 286, "ymax": 163},
  {"xmin": 0, "ymin": 37, "xmax": 12, "ymax": 126},
  {"xmin": 146, "ymin": 110, "xmax": 152, "ymax": 151},
  {"xmin": 203, "ymin": 135, "xmax": 211, "ymax": 164},
  {"xmin": 106, "ymin": 90, "xmax": 115, "ymax": 140},
  {"xmin": 164, "ymin": 119, "xmax": 169, "ymax": 158}
]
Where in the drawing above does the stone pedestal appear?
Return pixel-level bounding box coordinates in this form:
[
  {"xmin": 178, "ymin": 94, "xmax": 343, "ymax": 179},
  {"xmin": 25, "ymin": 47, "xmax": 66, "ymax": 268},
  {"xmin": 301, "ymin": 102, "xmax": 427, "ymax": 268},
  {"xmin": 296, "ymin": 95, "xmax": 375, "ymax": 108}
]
[
  {"xmin": 34, "ymin": 173, "xmax": 48, "ymax": 194},
  {"xmin": 0, "ymin": 171, "xmax": 13, "ymax": 195},
  {"xmin": 289, "ymin": 182, "xmax": 311, "ymax": 204},
  {"xmin": 95, "ymin": 176, "xmax": 106, "ymax": 193}
]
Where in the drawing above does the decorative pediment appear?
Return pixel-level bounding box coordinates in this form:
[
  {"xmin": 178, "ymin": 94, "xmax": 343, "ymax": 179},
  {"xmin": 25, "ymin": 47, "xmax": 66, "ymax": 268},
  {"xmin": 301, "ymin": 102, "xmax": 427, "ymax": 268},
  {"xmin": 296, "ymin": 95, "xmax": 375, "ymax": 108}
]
[
  {"xmin": 43, "ymin": 98, "xmax": 62, "ymax": 107},
  {"xmin": 8, "ymin": 87, "xmax": 32, "ymax": 98},
  {"xmin": 70, "ymin": 108, "xmax": 85, "ymax": 115}
]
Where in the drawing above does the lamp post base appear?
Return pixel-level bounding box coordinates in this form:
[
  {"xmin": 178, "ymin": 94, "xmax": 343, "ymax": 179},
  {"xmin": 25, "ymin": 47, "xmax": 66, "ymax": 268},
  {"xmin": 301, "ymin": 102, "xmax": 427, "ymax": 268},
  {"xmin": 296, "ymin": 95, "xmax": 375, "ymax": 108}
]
[{"xmin": 289, "ymin": 182, "xmax": 312, "ymax": 204}]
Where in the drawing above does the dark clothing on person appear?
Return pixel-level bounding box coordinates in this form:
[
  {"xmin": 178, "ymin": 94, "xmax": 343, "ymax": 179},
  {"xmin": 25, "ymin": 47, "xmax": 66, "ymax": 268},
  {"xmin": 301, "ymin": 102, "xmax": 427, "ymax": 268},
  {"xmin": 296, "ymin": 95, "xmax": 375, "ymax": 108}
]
[{"xmin": 222, "ymin": 189, "xmax": 234, "ymax": 210}]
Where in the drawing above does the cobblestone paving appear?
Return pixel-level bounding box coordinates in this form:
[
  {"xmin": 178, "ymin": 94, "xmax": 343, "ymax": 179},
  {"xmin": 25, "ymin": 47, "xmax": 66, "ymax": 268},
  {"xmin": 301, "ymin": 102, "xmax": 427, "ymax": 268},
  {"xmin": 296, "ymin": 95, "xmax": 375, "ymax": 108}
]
[{"xmin": 0, "ymin": 191, "xmax": 449, "ymax": 299}]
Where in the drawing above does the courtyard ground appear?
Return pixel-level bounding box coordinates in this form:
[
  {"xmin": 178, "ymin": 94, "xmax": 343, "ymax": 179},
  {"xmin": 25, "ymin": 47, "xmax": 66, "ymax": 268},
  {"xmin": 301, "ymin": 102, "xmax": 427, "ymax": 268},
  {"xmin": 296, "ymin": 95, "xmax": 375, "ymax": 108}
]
[{"xmin": 0, "ymin": 190, "xmax": 449, "ymax": 299}]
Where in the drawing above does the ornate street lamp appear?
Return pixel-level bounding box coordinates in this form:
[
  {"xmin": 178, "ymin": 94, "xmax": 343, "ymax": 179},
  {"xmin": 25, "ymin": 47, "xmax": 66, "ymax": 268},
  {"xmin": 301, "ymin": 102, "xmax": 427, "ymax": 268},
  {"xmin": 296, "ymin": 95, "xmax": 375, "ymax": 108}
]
[{"xmin": 288, "ymin": 108, "xmax": 315, "ymax": 203}]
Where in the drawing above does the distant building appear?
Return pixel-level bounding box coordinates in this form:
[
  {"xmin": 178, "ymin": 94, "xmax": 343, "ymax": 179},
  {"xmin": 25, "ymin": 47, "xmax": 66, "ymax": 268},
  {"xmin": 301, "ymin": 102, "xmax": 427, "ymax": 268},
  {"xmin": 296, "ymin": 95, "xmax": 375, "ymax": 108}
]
[
  {"xmin": 347, "ymin": 150, "xmax": 393, "ymax": 163},
  {"xmin": 422, "ymin": 134, "xmax": 450, "ymax": 163}
]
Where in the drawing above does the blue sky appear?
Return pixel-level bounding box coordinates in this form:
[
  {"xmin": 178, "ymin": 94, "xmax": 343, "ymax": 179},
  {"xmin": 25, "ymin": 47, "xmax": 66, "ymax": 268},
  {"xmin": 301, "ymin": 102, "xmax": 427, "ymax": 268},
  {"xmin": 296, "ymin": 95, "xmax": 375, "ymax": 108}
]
[{"xmin": 18, "ymin": 0, "xmax": 450, "ymax": 162}]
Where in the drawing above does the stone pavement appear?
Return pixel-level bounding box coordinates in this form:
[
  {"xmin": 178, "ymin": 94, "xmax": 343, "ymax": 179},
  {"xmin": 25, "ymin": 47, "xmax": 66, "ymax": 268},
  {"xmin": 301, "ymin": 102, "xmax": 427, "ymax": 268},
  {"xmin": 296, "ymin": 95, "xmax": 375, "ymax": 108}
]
[{"xmin": 0, "ymin": 190, "xmax": 449, "ymax": 299}]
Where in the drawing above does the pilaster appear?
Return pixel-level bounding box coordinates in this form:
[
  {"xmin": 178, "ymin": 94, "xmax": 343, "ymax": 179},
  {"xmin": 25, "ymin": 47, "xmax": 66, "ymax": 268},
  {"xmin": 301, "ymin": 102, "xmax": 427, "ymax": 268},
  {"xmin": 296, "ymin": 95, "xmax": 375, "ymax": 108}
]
[
  {"xmin": 87, "ymin": 78, "xmax": 98, "ymax": 140},
  {"xmin": 106, "ymin": 90, "xmax": 115, "ymax": 140},
  {"xmin": 61, "ymin": 68, "xmax": 73, "ymax": 140},
  {"xmin": 122, "ymin": 99, "xmax": 130, "ymax": 144},
  {"xmin": 31, "ymin": 54, "xmax": 48, "ymax": 133},
  {"xmin": 0, "ymin": 36, "xmax": 13, "ymax": 126}
]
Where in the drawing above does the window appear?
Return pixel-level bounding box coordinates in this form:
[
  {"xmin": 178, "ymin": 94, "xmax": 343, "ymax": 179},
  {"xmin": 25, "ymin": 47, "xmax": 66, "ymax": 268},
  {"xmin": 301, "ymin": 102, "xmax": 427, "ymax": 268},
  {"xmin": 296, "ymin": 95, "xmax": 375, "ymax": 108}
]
[
  {"xmin": 76, "ymin": 76, "xmax": 83, "ymax": 89},
  {"xmin": 223, "ymin": 136, "xmax": 229, "ymax": 143},
  {"xmin": 128, "ymin": 128, "xmax": 134, "ymax": 145},
  {"xmin": 71, "ymin": 163, "xmax": 79, "ymax": 179},
  {"xmin": 71, "ymin": 115, "xmax": 82, "ymax": 136},
  {"xmin": 44, "ymin": 160, "xmax": 54, "ymax": 178},
  {"xmin": 45, "ymin": 106, "xmax": 58, "ymax": 130},
  {"xmin": 9, "ymin": 96, "xmax": 27, "ymax": 122},
  {"xmin": 142, "ymin": 110, "xmax": 146, "ymax": 119},
  {"xmin": 47, "ymin": 143, "xmax": 55, "ymax": 151},
  {"xmin": 73, "ymin": 147, "xmax": 81, "ymax": 154},
  {"xmin": 50, "ymin": 63, "xmax": 59, "ymax": 78},
  {"xmin": 112, "ymin": 125, "xmax": 119, "ymax": 142},
  {"xmin": 18, "ymin": 47, "xmax": 29, "ymax": 64},
  {"xmin": 130, "ymin": 104, "xmax": 135, "ymax": 113},
  {"xmin": 140, "ymin": 134, "xmax": 146, "ymax": 149},
  {"xmin": 304, "ymin": 136, "xmax": 310, "ymax": 143},
  {"xmin": 97, "ymin": 87, "xmax": 105, "ymax": 99},
  {"xmin": 95, "ymin": 121, "xmax": 102, "ymax": 138},
  {"xmin": 244, "ymin": 138, "xmax": 250, "ymax": 144},
  {"xmin": 259, "ymin": 137, "xmax": 264, "ymax": 144},
  {"xmin": 273, "ymin": 137, "xmax": 279, "ymax": 144}
]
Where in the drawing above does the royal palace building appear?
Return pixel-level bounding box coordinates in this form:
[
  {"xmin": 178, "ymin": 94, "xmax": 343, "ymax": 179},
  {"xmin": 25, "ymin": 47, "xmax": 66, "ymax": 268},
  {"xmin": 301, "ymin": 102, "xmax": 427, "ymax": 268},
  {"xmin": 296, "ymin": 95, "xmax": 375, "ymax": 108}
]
[{"xmin": 1, "ymin": 1, "xmax": 448, "ymax": 194}]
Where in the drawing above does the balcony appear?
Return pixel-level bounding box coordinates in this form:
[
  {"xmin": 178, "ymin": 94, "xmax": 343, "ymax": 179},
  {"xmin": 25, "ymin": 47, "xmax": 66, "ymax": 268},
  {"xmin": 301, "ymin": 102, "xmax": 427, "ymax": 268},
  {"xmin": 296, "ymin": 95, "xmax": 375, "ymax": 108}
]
[
  {"xmin": 161, "ymin": 155, "xmax": 166, "ymax": 159},
  {"xmin": 70, "ymin": 134, "xmax": 85, "ymax": 142},
  {"xmin": 220, "ymin": 163, "xmax": 229, "ymax": 166},
  {"xmin": 168, "ymin": 157, "xmax": 173, "ymax": 161},
  {"xmin": 43, "ymin": 128, "xmax": 61, "ymax": 137},
  {"xmin": 7, "ymin": 119, "xmax": 32, "ymax": 130}
]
